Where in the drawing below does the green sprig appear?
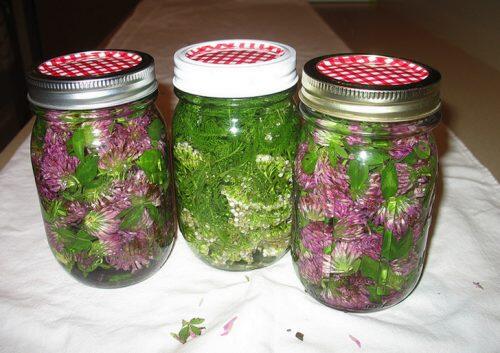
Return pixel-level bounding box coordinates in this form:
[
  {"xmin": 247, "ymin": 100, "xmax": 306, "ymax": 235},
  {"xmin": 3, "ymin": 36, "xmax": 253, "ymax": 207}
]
[{"xmin": 170, "ymin": 318, "xmax": 205, "ymax": 344}]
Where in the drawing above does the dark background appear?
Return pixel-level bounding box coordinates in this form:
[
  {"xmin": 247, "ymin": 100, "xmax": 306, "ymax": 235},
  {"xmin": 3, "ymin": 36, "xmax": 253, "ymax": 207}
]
[
  {"xmin": 1, "ymin": 0, "xmax": 499, "ymax": 179},
  {"xmin": 0, "ymin": 0, "xmax": 138, "ymax": 151}
]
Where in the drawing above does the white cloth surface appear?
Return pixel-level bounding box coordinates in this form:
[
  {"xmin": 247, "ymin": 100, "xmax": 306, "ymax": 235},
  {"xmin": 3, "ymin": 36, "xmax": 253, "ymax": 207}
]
[
  {"xmin": 1, "ymin": 124, "xmax": 499, "ymax": 353},
  {"xmin": 2, "ymin": 0, "xmax": 500, "ymax": 352}
]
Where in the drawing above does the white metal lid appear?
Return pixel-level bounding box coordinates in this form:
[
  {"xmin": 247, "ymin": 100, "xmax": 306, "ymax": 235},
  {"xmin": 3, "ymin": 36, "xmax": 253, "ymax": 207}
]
[{"xmin": 173, "ymin": 39, "xmax": 298, "ymax": 98}]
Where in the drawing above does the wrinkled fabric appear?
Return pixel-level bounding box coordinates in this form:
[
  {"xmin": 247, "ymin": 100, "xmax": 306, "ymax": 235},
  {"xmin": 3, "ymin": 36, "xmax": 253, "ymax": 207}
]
[
  {"xmin": 1, "ymin": 0, "xmax": 500, "ymax": 352},
  {"xmin": 1, "ymin": 125, "xmax": 499, "ymax": 353}
]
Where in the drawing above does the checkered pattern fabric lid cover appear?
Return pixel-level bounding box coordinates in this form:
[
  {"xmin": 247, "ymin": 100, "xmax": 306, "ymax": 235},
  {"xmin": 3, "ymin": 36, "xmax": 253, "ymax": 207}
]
[
  {"xmin": 316, "ymin": 54, "xmax": 429, "ymax": 86},
  {"xmin": 27, "ymin": 50, "xmax": 157, "ymax": 110},
  {"xmin": 185, "ymin": 42, "xmax": 285, "ymax": 65},
  {"xmin": 38, "ymin": 50, "xmax": 143, "ymax": 78},
  {"xmin": 173, "ymin": 39, "xmax": 298, "ymax": 98},
  {"xmin": 300, "ymin": 53, "xmax": 441, "ymax": 122}
]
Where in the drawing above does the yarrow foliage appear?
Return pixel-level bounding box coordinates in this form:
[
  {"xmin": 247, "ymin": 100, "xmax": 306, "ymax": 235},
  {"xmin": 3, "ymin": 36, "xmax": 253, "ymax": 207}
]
[{"xmin": 173, "ymin": 90, "xmax": 298, "ymax": 269}]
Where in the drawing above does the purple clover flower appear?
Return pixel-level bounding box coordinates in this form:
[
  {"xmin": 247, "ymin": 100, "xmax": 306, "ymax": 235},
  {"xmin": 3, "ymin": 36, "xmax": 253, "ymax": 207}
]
[
  {"xmin": 389, "ymin": 136, "xmax": 420, "ymax": 159},
  {"xmin": 298, "ymin": 252, "xmax": 325, "ymax": 285},
  {"xmin": 105, "ymin": 230, "xmax": 152, "ymax": 272},
  {"xmin": 346, "ymin": 135, "xmax": 365, "ymax": 146},
  {"xmin": 301, "ymin": 222, "xmax": 333, "ymax": 253},
  {"xmin": 83, "ymin": 119, "xmax": 114, "ymax": 153},
  {"xmin": 298, "ymin": 191, "xmax": 324, "ymax": 221},
  {"xmin": 395, "ymin": 163, "xmax": 413, "ymax": 195},
  {"xmin": 355, "ymin": 173, "xmax": 384, "ymax": 218},
  {"xmin": 39, "ymin": 129, "xmax": 79, "ymax": 199},
  {"xmin": 313, "ymin": 129, "xmax": 333, "ymax": 147},
  {"xmin": 327, "ymin": 242, "xmax": 361, "ymax": 275},
  {"xmin": 65, "ymin": 201, "xmax": 88, "ymax": 225},
  {"xmin": 348, "ymin": 232, "xmax": 382, "ymax": 260},
  {"xmin": 83, "ymin": 207, "xmax": 121, "ymax": 240},
  {"xmin": 390, "ymin": 250, "xmax": 419, "ymax": 276},
  {"xmin": 333, "ymin": 211, "xmax": 367, "ymax": 240},
  {"xmin": 321, "ymin": 274, "xmax": 373, "ymax": 311},
  {"xmin": 375, "ymin": 195, "xmax": 421, "ymax": 238}
]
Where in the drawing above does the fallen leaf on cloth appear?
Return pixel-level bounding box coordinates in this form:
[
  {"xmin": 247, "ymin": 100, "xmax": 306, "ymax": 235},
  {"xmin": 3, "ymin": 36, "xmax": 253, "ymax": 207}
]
[
  {"xmin": 171, "ymin": 318, "xmax": 205, "ymax": 344},
  {"xmin": 473, "ymin": 281, "xmax": 484, "ymax": 290}
]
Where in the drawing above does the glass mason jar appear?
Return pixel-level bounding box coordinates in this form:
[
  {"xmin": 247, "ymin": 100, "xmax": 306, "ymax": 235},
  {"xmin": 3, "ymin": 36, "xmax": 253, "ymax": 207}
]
[
  {"xmin": 27, "ymin": 50, "xmax": 176, "ymax": 288},
  {"xmin": 292, "ymin": 54, "xmax": 441, "ymax": 311},
  {"xmin": 172, "ymin": 40, "xmax": 299, "ymax": 270}
]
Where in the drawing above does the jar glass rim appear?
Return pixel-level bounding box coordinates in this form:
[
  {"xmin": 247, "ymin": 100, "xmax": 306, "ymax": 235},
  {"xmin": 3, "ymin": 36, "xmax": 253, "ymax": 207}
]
[{"xmin": 299, "ymin": 102, "xmax": 441, "ymax": 138}]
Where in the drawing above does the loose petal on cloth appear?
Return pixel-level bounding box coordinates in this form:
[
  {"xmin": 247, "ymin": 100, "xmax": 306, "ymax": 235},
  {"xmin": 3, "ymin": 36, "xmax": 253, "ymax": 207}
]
[
  {"xmin": 349, "ymin": 334, "xmax": 361, "ymax": 348},
  {"xmin": 221, "ymin": 317, "xmax": 238, "ymax": 336}
]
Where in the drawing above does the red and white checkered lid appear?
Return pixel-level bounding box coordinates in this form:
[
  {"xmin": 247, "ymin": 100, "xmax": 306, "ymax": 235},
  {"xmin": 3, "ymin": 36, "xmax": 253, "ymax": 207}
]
[
  {"xmin": 37, "ymin": 50, "xmax": 143, "ymax": 78},
  {"xmin": 27, "ymin": 50, "xmax": 158, "ymax": 110},
  {"xmin": 300, "ymin": 54, "xmax": 441, "ymax": 122},
  {"xmin": 173, "ymin": 39, "xmax": 297, "ymax": 98},
  {"xmin": 315, "ymin": 54, "xmax": 429, "ymax": 86}
]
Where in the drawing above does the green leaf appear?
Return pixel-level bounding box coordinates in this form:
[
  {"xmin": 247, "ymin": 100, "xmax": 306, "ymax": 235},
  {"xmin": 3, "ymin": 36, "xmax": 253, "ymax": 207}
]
[
  {"xmin": 347, "ymin": 159, "xmax": 369, "ymax": 198},
  {"xmin": 327, "ymin": 145, "xmax": 338, "ymax": 167},
  {"xmin": 381, "ymin": 228, "xmax": 413, "ymax": 260},
  {"xmin": 148, "ymin": 118, "xmax": 165, "ymax": 141},
  {"xmin": 77, "ymin": 256, "xmax": 102, "ymax": 275},
  {"xmin": 323, "ymin": 244, "xmax": 333, "ymax": 255},
  {"xmin": 118, "ymin": 204, "xmax": 145, "ymax": 230},
  {"xmin": 179, "ymin": 326, "xmax": 190, "ymax": 343},
  {"xmin": 352, "ymin": 258, "xmax": 361, "ymax": 273},
  {"xmin": 75, "ymin": 155, "xmax": 99, "ymax": 186},
  {"xmin": 367, "ymin": 285, "xmax": 382, "ymax": 303},
  {"xmin": 191, "ymin": 326, "xmax": 202, "ymax": 336},
  {"xmin": 146, "ymin": 203, "xmax": 164, "ymax": 225},
  {"xmin": 348, "ymin": 159, "xmax": 369, "ymax": 188},
  {"xmin": 377, "ymin": 261, "xmax": 389, "ymax": 285},
  {"xmin": 189, "ymin": 318, "xmax": 205, "ymax": 325},
  {"xmin": 136, "ymin": 149, "xmax": 167, "ymax": 185},
  {"xmin": 301, "ymin": 149, "xmax": 318, "ymax": 174},
  {"xmin": 359, "ymin": 256, "xmax": 380, "ymax": 281},
  {"xmin": 32, "ymin": 119, "xmax": 47, "ymax": 148},
  {"xmin": 86, "ymin": 176, "xmax": 106, "ymax": 188},
  {"xmin": 386, "ymin": 270, "xmax": 405, "ymax": 290},
  {"xmin": 55, "ymin": 228, "xmax": 93, "ymax": 252},
  {"xmin": 76, "ymin": 230, "xmax": 94, "ymax": 241},
  {"xmin": 89, "ymin": 240, "xmax": 107, "ymax": 258},
  {"xmin": 372, "ymin": 140, "xmax": 391, "ymax": 149},
  {"xmin": 381, "ymin": 229, "xmax": 393, "ymax": 259},
  {"xmin": 330, "ymin": 141, "xmax": 349, "ymax": 159},
  {"xmin": 402, "ymin": 151, "xmax": 418, "ymax": 164},
  {"xmin": 390, "ymin": 229, "xmax": 413, "ymax": 259},
  {"xmin": 71, "ymin": 128, "xmax": 86, "ymax": 160},
  {"xmin": 414, "ymin": 141, "xmax": 431, "ymax": 159},
  {"xmin": 367, "ymin": 283, "xmax": 393, "ymax": 303},
  {"xmin": 55, "ymin": 228, "xmax": 76, "ymax": 242},
  {"xmin": 365, "ymin": 149, "xmax": 389, "ymax": 166},
  {"xmin": 381, "ymin": 162, "xmax": 398, "ymax": 199},
  {"xmin": 42, "ymin": 200, "xmax": 67, "ymax": 222}
]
